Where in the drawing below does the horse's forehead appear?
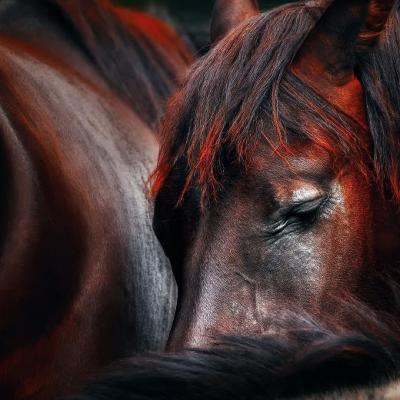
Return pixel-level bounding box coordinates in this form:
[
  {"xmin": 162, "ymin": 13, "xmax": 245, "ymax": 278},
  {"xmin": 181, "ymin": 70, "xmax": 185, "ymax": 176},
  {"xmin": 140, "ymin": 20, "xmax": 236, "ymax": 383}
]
[
  {"xmin": 291, "ymin": 63, "xmax": 368, "ymax": 129},
  {"xmin": 249, "ymin": 141, "xmax": 332, "ymax": 179},
  {"xmin": 234, "ymin": 142, "xmax": 336, "ymax": 204}
]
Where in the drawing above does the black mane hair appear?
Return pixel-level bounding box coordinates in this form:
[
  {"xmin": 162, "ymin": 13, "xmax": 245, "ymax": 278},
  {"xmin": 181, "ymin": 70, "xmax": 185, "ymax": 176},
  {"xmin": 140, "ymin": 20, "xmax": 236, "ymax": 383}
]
[
  {"xmin": 358, "ymin": 0, "xmax": 400, "ymax": 200},
  {"xmin": 67, "ymin": 303, "xmax": 400, "ymax": 400},
  {"xmin": 49, "ymin": 0, "xmax": 193, "ymax": 129},
  {"xmin": 66, "ymin": 337, "xmax": 398, "ymax": 400}
]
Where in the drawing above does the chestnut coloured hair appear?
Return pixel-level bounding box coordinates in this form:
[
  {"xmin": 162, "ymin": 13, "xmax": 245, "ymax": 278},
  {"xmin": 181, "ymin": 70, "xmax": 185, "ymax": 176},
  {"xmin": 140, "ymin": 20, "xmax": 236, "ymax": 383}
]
[
  {"xmin": 151, "ymin": 0, "xmax": 400, "ymax": 205},
  {"xmin": 0, "ymin": 1, "xmax": 193, "ymax": 397}
]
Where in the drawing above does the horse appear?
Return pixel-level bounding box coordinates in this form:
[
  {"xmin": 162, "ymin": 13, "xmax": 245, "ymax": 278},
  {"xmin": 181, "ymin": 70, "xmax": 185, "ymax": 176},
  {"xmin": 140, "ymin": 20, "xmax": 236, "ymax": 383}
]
[
  {"xmin": 67, "ymin": 0, "xmax": 400, "ymax": 398},
  {"xmin": 152, "ymin": 0, "xmax": 400, "ymax": 351},
  {"xmin": 0, "ymin": 0, "xmax": 192, "ymax": 399}
]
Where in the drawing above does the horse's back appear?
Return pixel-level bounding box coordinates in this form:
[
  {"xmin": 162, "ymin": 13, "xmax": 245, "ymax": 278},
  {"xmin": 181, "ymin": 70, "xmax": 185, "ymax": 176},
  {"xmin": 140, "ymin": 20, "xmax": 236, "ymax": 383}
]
[{"xmin": 0, "ymin": 20, "xmax": 175, "ymax": 400}]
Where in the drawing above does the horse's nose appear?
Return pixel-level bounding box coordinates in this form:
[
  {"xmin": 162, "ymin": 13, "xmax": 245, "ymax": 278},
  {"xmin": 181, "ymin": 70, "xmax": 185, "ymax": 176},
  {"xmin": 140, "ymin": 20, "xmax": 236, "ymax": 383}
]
[
  {"xmin": 166, "ymin": 278, "xmax": 270, "ymax": 352},
  {"xmin": 166, "ymin": 312, "xmax": 216, "ymax": 352},
  {"xmin": 166, "ymin": 330, "xmax": 208, "ymax": 352},
  {"xmin": 166, "ymin": 296, "xmax": 262, "ymax": 352}
]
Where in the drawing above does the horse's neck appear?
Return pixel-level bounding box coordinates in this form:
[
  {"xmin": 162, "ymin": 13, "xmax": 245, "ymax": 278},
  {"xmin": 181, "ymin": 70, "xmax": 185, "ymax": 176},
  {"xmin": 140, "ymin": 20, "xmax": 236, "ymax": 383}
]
[{"xmin": 0, "ymin": 0, "xmax": 106, "ymax": 90}]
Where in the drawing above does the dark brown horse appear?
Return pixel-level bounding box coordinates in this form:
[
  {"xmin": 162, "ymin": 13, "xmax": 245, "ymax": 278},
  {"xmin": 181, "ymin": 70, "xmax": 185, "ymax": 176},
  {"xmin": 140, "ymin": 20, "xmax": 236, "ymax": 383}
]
[
  {"xmin": 63, "ymin": 0, "xmax": 400, "ymax": 399},
  {"xmin": 153, "ymin": 0, "xmax": 400, "ymax": 350},
  {"xmin": 0, "ymin": 1, "xmax": 192, "ymax": 399}
]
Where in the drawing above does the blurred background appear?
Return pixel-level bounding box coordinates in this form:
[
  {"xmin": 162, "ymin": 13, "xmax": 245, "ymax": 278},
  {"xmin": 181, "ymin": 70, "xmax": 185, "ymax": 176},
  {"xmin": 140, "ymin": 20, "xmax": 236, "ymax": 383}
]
[{"xmin": 115, "ymin": 0, "xmax": 292, "ymax": 53}]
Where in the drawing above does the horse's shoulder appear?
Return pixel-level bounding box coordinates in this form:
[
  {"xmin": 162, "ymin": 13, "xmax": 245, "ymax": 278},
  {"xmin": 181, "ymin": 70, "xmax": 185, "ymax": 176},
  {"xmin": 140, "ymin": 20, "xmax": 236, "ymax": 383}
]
[{"xmin": 0, "ymin": 37, "xmax": 158, "ymax": 227}]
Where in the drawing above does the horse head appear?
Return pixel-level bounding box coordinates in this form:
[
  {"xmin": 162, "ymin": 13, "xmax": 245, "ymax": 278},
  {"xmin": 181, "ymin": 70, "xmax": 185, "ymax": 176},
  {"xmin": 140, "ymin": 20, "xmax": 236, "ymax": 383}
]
[{"xmin": 152, "ymin": 0, "xmax": 400, "ymax": 351}]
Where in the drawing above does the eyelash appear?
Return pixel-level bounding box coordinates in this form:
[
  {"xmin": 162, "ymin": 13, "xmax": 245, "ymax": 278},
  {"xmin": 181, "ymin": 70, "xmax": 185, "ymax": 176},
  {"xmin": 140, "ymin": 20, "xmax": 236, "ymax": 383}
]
[{"xmin": 264, "ymin": 194, "xmax": 332, "ymax": 241}]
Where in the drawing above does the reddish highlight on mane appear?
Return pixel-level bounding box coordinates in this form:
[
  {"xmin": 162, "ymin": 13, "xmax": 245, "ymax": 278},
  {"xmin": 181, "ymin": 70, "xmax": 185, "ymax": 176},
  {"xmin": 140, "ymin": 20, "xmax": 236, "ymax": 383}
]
[{"xmin": 151, "ymin": 1, "xmax": 400, "ymax": 207}]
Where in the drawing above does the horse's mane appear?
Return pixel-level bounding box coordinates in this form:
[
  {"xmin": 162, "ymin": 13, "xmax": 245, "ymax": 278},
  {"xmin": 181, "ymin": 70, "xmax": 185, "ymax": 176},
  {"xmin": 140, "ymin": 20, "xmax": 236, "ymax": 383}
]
[
  {"xmin": 358, "ymin": 0, "xmax": 400, "ymax": 200},
  {"xmin": 66, "ymin": 296, "xmax": 400, "ymax": 400},
  {"xmin": 66, "ymin": 337, "xmax": 398, "ymax": 400},
  {"xmin": 48, "ymin": 0, "xmax": 193, "ymax": 129},
  {"xmin": 151, "ymin": 1, "xmax": 400, "ymax": 204}
]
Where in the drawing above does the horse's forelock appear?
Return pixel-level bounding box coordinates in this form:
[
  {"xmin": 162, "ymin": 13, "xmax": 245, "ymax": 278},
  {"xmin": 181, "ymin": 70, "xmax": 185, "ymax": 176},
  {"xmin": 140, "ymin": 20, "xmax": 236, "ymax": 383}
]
[{"xmin": 151, "ymin": 0, "xmax": 400, "ymax": 206}]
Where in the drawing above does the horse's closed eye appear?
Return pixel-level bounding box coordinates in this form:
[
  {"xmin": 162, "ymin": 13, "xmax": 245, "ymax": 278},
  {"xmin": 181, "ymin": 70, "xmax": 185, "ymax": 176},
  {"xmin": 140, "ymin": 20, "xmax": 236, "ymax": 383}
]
[
  {"xmin": 288, "ymin": 196, "xmax": 328, "ymax": 220},
  {"xmin": 264, "ymin": 195, "xmax": 330, "ymax": 240}
]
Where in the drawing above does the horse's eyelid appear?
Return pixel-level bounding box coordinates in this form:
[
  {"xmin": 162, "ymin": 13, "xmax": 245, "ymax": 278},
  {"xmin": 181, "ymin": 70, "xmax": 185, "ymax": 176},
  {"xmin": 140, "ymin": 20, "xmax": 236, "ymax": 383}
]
[
  {"xmin": 291, "ymin": 196, "xmax": 327, "ymax": 213},
  {"xmin": 283, "ymin": 195, "xmax": 327, "ymax": 215},
  {"xmin": 264, "ymin": 195, "xmax": 330, "ymax": 237}
]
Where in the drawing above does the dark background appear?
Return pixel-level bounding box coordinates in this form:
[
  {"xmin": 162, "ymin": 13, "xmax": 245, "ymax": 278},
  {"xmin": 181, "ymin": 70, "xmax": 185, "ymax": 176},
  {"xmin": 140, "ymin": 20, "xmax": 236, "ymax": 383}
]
[
  {"xmin": 115, "ymin": 1, "xmax": 291, "ymax": 52},
  {"xmin": 116, "ymin": 0, "xmax": 288, "ymax": 12}
]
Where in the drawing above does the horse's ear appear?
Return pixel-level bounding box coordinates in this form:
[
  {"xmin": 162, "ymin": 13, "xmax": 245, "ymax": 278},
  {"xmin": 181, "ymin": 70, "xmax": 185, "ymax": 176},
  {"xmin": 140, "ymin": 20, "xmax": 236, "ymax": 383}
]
[
  {"xmin": 210, "ymin": 0, "xmax": 259, "ymax": 45},
  {"xmin": 293, "ymin": 0, "xmax": 395, "ymax": 86},
  {"xmin": 357, "ymin": 0, "xmax": 395, "ymax": 51}
]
